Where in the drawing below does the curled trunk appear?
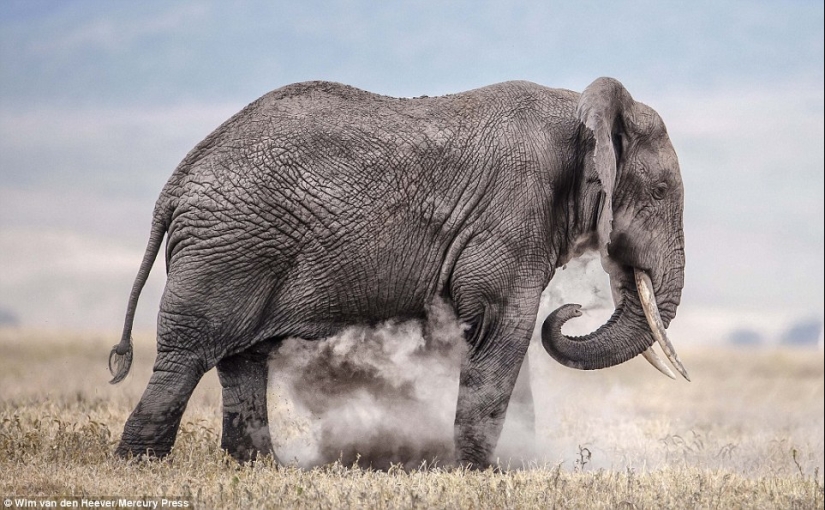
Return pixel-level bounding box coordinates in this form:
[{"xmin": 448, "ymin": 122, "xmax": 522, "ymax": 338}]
[
  {"xmin": 541, "ymin": 268, "xmax": 689, "ymax": 379},
  {"xmin": 540, "ymin": 287, "xmax": 651, "ymax": 370}
]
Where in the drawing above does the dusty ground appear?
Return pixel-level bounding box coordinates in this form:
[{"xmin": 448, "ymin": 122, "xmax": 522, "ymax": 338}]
[{"xmin": 0, "ymin": 329, "xmax": 822, "ymax": 509}]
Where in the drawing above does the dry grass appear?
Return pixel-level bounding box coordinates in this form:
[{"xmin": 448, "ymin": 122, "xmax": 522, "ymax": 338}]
[{"xmin": 1, "ymin": 328, "xmax": 823, "ymax": 509}]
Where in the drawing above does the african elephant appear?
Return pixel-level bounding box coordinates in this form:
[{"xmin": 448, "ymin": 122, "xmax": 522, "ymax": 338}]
[{"xmin": 109, "ymin": 77, "xmax": 688, "ymax": 467}]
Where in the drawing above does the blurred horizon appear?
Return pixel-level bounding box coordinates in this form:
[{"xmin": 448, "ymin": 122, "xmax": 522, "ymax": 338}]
[{"xmin": 0, "ymin": 1, "xmax": 823, "ymax": 347}]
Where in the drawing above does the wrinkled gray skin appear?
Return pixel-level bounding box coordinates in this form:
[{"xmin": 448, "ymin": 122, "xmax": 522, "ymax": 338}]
[{"xmin": 110, "ymin": 77, "xmax": 685, "ymax": 467}]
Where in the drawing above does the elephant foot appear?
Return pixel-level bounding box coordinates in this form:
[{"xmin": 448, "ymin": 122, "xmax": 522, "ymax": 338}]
[
  {"xmin": 114, "ymin": 442, "xmax": 171, "ymax": 460},
  {"xmin": 455, "ymin": 421, "xmax": 500, "ymax": 469},
  {"xmin": 115, "ymin": 417, "xmax": 177, "ymax": 460},
  {"xmin": 220, "ymin": 413, "xmax": 279, "ymax": 464},
  {"xmin": 223, "ymin": 446, "xmax": 280, "ymax": 465}
]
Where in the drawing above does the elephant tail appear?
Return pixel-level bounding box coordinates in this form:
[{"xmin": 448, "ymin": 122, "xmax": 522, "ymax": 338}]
[{"xmin": 109, "ymin": 199, "xmax": 171, "ymax": 384}]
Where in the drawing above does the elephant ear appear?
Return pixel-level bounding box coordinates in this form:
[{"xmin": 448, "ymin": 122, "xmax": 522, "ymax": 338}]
[{"xmin": 576, "ymin": 77, "xmax": 635, "ymax": 256}]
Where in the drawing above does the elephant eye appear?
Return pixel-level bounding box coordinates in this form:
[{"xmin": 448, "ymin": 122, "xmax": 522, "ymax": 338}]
[{"xmin": 653, "ymin": 182, "xmax": 669, "ymax": 200}]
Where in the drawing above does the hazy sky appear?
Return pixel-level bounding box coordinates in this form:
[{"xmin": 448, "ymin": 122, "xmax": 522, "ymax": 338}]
[{"xmin": 0, "ymin": 1, "xmax": 822, "ymax": 342}]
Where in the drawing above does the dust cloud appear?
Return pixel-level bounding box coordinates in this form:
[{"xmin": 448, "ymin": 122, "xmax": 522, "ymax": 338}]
[
  {"xmin": 267, "ymin": 298, "xmax": 468, "ymax": 469},
  {"xmin": 265, "ymin": 253, "xmax": 617, "ymax": 470}
]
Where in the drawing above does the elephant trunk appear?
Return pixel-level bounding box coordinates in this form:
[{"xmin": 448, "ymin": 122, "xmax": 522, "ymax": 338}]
[{"xmin": 541, "ymin": 267, "xmax": 689, "ymax": 380}]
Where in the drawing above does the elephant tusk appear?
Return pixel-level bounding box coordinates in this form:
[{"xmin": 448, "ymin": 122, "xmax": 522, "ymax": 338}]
[
  {"xmin": 640, "ymin": 346, "xmax": 676, "ymax": 379},
  {"xmin": 634, "ymin": 269, "xmax": 691, "ymax": 381}
]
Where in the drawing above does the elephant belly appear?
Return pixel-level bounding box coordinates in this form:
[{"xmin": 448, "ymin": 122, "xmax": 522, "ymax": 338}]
[{"xmin": 271, "ymin": 230, "xmax": 443, "ymax": 329}]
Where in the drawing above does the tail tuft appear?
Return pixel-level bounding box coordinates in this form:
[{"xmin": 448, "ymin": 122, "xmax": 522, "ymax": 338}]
[{"xmin": 108, "ymin": 337, "xmax": 134, "ymax": 384}]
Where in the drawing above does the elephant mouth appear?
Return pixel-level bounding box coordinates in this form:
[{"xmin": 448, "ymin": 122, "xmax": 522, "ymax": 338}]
[{"xmin": 540, "ymin": 267, "xmax": 690, "ymax": 381}]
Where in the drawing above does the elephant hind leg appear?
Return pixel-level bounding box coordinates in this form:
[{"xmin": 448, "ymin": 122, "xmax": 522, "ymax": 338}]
[
  {"xmin": 116, "ymin": 346, "xmax": 207, "ymax": 459},
  {"xmin": 115, "ymin": 306, "xmax": 223, "ymax": 459},
  {"xmin": 217, "ymin": 347, "xmax": 278, "ymax": 463}
]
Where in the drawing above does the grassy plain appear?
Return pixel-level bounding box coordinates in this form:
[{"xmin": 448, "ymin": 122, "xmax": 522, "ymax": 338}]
[{"xmin": 0, "ymin": 329, "xmax": 823, "ymax": 509}]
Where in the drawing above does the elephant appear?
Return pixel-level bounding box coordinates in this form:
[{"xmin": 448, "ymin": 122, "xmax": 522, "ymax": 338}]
[{"xmin": 108, "ymin": 77, "xmax": 689, "ymax": 467}]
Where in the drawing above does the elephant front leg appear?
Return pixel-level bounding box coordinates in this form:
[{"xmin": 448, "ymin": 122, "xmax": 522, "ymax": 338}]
[
  {"xmin": 216, "ymin": 351, "xmax": 277, "ymax": 463},
  {"xmin": 453, "ymin": 316, "xmax": 533, "ymax": 468}
]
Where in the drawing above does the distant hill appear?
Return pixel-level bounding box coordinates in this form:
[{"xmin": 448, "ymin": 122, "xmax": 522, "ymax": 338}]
[
  {"xmin": 728, "ymin": 328, "xmax": 764, "ymax": 346},
  {"xmin": 780, "ymin": 318, "xmax": 823, "ymax": 347},
  {"xmin": 0, "ymin": 307, "xmax": 20, "ymax": 327}
]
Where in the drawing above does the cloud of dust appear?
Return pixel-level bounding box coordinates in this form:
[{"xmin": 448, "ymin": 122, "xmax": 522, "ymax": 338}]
[
  {"xmin": 267, "ymin": 252, "xmax": 622, "ymax": 470},
  {"xmin": 539, "ymin": 251, "xmax": 614, "ymax": 335},
  {"xmin": 268, "ymin": 298, "xmax": 468, "ymax": 470}
]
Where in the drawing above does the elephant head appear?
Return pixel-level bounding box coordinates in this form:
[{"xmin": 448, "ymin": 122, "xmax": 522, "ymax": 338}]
[{"xmin": 542, "ymin": 77, "xmax": 689, "ymax": 380}]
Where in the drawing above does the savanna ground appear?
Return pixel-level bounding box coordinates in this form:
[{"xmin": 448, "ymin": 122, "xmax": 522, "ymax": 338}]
[{"xmin": 0, "ymin": 328, "xmax": 822, "ymax": 509}]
